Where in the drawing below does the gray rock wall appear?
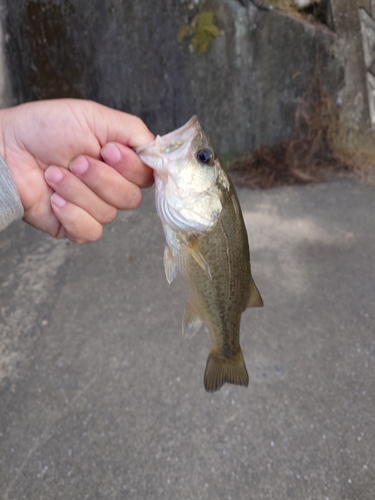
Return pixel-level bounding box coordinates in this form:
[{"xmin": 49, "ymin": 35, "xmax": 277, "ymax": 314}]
[
  {"xmin": 358, "ymin": 0, "xmax": 375, "ymax": 128},
  {"xmin": 1, "ymin": 0, "xmax": 343, "ymax": 156},
  {"xmin": 0, "ymin": 4, "xmax": 11, "ymax": 109},
  {"xmin": 331, "ymin": 0, "xmax": 370, "ymax": 130}
]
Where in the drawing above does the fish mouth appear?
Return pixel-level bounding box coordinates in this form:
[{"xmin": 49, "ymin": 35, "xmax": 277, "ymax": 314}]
[
  {"xmin": 135, "ymin": 116, "xmax": 202, "ymax": 170},
  {"xmin": 155, "ymin": 115, "xmax": 201, "ymax": 152}
]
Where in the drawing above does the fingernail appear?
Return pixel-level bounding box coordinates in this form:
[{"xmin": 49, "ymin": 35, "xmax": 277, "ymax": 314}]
[
  {"xmin": 101, "ymin": 143, "xmax": 121, "ymax": 164},
  {"xmin": 70, "ymin": 156, "xmax": 89, "ymax": 174},
  {"xmin": 51, "ymin": 193, "xmax": 66, "ymax": 208},
  {"xmin": 45, "ymin": 166, "xmax": 63, "ymax": 183}
]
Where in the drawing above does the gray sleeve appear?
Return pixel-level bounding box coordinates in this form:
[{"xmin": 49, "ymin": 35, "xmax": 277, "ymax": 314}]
[{"xmin": 0, "ymin": 155, "xmax": 24, "ymax": 231}]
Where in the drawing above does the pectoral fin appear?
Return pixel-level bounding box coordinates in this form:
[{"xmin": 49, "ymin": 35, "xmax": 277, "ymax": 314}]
[
  {"xmin": 186, "ymin": 242, "xmax": 212, "ymax": 280},
  {"xmin": 182, "ymin": 301, "xmax": 202, "ymax": 338},
  {"xmin": 163, "ymin": 245, "xmax": 177, "ymax": 284},
  {"xmin": 247, "ymin": 276, "xmax": 264, "ymax": 308}
]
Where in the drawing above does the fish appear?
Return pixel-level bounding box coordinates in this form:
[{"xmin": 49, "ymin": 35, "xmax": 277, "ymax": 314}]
[{"xmin": 136, "ymin": 116, "xmax": 263, "ymax": 392}]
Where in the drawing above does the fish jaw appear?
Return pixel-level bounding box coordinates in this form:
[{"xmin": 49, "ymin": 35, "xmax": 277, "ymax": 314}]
[
  {"xmin": 135, "ymin": 115, "xmax": 201, "ymax": 173},
  {"xmin": 135, "ymin": 115, "xmax": 219, "ymax": 195},
  {"xmin": 136, "ymin": 116, "xmax": 224, "ymax": 234}
]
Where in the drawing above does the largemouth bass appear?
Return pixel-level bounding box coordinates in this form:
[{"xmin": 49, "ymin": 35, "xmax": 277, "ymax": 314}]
[{"xmin": 136, "ymin": 116, "xmax": 263, "ymax": 392}]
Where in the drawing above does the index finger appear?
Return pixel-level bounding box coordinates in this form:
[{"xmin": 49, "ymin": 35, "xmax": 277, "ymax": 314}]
[{"xmin": 101, "ymin": 142, "xmax": 154, "ymax": 188}]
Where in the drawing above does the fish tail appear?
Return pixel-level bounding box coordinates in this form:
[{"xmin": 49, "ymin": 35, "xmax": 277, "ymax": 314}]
[{"xmin": 204, "ymin": 348, "xmax": 249, "ymax": 392}]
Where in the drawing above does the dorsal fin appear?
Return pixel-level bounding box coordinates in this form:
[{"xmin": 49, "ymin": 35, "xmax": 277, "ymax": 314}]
[{"xmin": 247, "ymin": 276, "xmax": 263, "ymax": 308}]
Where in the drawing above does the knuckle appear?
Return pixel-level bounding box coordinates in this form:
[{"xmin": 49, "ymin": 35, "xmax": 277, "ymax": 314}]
[
  {"xmin": 120, "ymin": 187, "xmax": 142, "ymax": 210},
  {"xmin": 85, "ymin": 225, "xmax": 103, "ymax": 243},
  {"xmin": 88, "ymin": 163, "xmax": 108, "ymax": 191},
  {"xmin": 132, "ymin": 115, "xmax": 144, "ymax": 129},
  {"xmin": 67, "ymin": 212, "xmax": 103, "ymax": 244},
  {"xmin": 101, "ymin": 206, "xmax": 118, "ymax": 224},
  {"xmin": 143, "ymin": 174, "xmax": 155, "ymax": 189}
]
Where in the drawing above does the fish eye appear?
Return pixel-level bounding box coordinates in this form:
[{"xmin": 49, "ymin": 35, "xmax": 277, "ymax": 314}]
[{"xmin": 197, "ymin": 148, "xmax": 215, "ymax": 167}]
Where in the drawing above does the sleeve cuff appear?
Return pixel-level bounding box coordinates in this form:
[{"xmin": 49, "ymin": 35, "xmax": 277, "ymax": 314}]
[{"xmin": 0, "ymin": 155, "xmax": 24, "ymax": 232}]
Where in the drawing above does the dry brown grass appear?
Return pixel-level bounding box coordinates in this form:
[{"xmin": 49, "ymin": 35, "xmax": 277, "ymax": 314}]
[
  {"xmin": 251, "ymin": 0, "xmax": 299, "ymax": 15},
  {"xmin": 264, "ymin": 0, "xmax": 327, "ymax": 25},
  {"xmin": 271, "ymin": 0, "xmax": 298, "ymax": 11},
  {"xmin": 229, "ymin": 80, "xmax": 375, "ymax": 190},
  {"xmin": 333, "ymin": 124, "xmax": 375, "ymax": 184}
]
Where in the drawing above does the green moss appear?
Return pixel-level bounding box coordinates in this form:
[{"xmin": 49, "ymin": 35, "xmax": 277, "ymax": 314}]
[
  {"xmin": 177, "ymin": 11, "xmax": 219, "ymax": 54},
  {"xmin": 177, "ymin": 25, "xmax": 191, "ymax": 44}
]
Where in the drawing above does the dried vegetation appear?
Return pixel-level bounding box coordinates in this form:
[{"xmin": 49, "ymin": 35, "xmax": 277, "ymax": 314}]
[
  {"xmin": 257, "ymin": 0, "xmax": 329, "ymax": 27},
  {"xmin": 229, "ymin": 80, "xmax": 375, "ymax": 190}
]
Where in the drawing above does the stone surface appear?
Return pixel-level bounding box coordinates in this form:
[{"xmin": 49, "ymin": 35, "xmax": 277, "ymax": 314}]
[
  {"xmin": 331, "ymin": 0, "xmax": 371, "ymax": 129},
  {"xmin": 0, "ymin": 5, "xmax": 11, "ymax": 108},
  {"xmin": 1, "ymin": 178, "xmax": 375, "ymax": 499},
  {"xmin": 1, "ymin": 0, "xmax": 342, "ymax": 155},
  {"xmin": 358, "ymin": 3, "xmax": 375, "ymax": 127},
  {"xmin": 359, "ymin": 7, "xmax": 375, "ymax": 69}
]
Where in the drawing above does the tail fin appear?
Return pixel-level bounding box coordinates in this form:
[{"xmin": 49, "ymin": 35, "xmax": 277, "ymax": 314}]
[{"xmin": 204, "ymin": 348, "xmax": 249, "ymax": 392}]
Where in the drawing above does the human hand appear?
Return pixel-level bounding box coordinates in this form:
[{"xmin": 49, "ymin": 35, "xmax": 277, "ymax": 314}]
[{"xmin": 0, "ymin": 99, "xmax": 154, "ymax": 242}]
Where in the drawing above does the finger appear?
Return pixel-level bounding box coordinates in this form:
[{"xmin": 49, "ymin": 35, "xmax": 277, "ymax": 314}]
[
  {"xmin": 51, "ymin": 193, "xmax": 103, "ymax": 244},
  {"xmin": 45, "ymin": 166, "xmax": 118, "ymax": 224},
  {"xmin": 101, "ymin": 142, "xmax": 154, "ymax": 188},
  {"xmin": 68, "ymin": 156, "xmax": 143, "ymax": 210}
]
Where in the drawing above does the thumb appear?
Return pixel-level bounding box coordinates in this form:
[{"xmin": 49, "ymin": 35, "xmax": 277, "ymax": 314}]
[{"xmin": 85, "ymin": 101, "xmax": 155, "ymax": 149}]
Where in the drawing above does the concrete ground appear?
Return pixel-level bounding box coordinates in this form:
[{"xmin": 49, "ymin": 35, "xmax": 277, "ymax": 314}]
[{"xmin": 0, "ymin": 178, "xmax": 374, "ymax": 500}]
